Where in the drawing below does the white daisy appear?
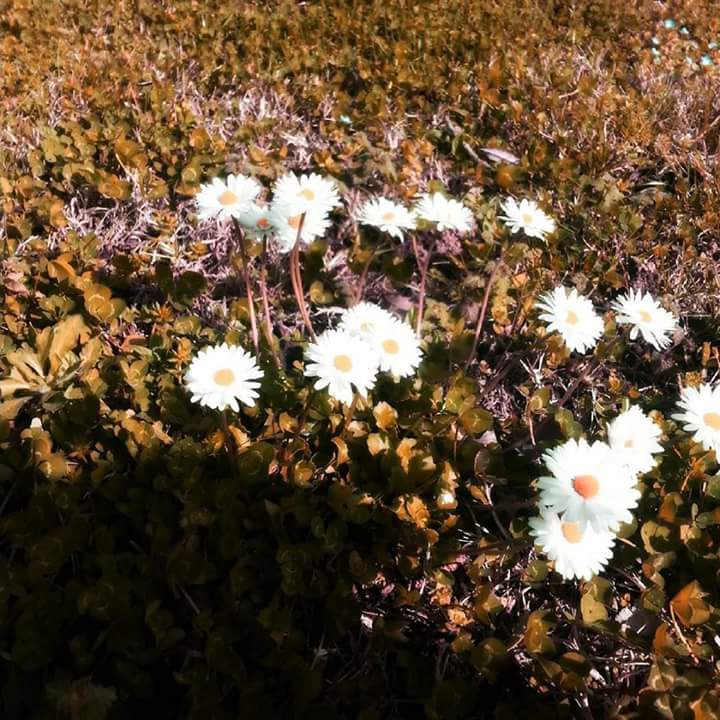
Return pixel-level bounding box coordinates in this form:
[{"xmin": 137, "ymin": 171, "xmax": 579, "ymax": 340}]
[
  {"xmin": 414, "ymin": 192, "xmax": 474, "ymax": 233},
  {"xmin": 499, "ymin": 197, "xmax": 556, "ymax": 240},
  {"xmin": 268, "ymin": 204, "xmax": 332, "ymax": 252},
  {"xmin": 536, "ymin": 286, "xmax": 604, "ymax": 353},
  {"xmin": 365, "ymin": 317, "xmax": 423, "ymax": 377},
  {"xmin": 185, "ymin": 343, "xmax": 263, "ymax": 412},
  {"xmin": 612, "ymin": 290, "xmax": 677, "ymax": 351},
  {"xmin": 271, "ymin": 172, "xmax": 341, "ymax": 217},
  {"xmin": 357, "ymin": 197, "xmax": 416, "ymax": 240},
  {"xmin": 607, "ymin": 406, "xmax": 663, "ymax": 475},
  {"xmin": 196, "ymin": 174, "xmax": 262, "ymax": 221},
  {"xmin": 304, "ymin": 329, "xmax": 379, "ymax": 405},
  {"xmin": 673, "ymin": 383, "xmax": 720, "ymax": 456},
  {"xmin": 529, "ymin": 508, "xmax": 616, "ymax": 581},
  {"xmin": 236, "ymin": 203, "xmax": 277, "ymax": 241},
  {"xmin": 537, "ymin": 438, "xmax": 640, "ymax": 532},
  {"xmin": 339, "ymin": 302, "xmax": 396, "ymax": 337}
]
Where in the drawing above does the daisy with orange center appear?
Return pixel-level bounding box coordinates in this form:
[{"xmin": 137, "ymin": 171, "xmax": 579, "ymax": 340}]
[
  {"xmin": 237, "ymin": 203, "xmax": 278, "ymax": 241},
  {"xmin": 529, "ymin": 508, "xmax": 616, "ymax": 581},
  {"xmin": 196, "ymin": 174, "xmax": 262, "ymax": 221},
  {"xmin": 536, "ymin": 286, "xmax": 604, "ymax": 354},
  {"xmin": 673, "ymin": 383, "xmax": 720, "ymax": 456},
  {"xmin": 537, "ymin": 438, "xmax": 640, "ymax": 532}
]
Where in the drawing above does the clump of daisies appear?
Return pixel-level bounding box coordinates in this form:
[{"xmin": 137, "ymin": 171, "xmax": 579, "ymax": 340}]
[
  {"xmin": 185, "ymin": 343, "xmax": 263, "ymax": 412},
  {"xmin": 536, "ymin": 287, "xmax": 604, "ymax": 354},
  {"xmin": 531, "ymin": 409, "xmax": 658, "ymax": 581},
  {"xmin": 269, "ymin": 171, "xmax": 341, "ymax": 252},
  {"xmin": 612, "ymin": 290, "xmax": 677, "ymax": 351},
  {"xmin": 304, "ymin": 303, "xmax": 423, "ymax": 406},
  {"xmin": 499, "ymin": 197, "xmax": 556, "ymax": 241}
]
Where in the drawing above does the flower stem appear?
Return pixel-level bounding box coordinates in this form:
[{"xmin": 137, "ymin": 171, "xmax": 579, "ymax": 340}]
[
  {"xmin": 290, "ymin": 213, "xmax": 317, "ymax": 340},
  {"xmin": 412, "ymin": 234, "xmax": 436, "ymax": 338},
  {"xmin": 232, "ymin": 218, "xmax": 260, "ymax": 356},
  {"xmin": 465, "ymin": 247, "xmax": 505, "ymax": 371},
  {"xmin": 343, "ymin": 392, "xmax": 360, "ymax": 431},
  {"xmin": 259, "ymin": 236, "xmax": 282, "ymax": 369},
  {"xmin": 353, "ymin": 249, "xmax": 375, "ymax": 306},
  {"xmin": 220, "ymin": 408, "xmax": 240, "ymax": 482}
]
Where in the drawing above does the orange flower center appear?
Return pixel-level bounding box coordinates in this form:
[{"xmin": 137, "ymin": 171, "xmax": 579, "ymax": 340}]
[
  {"xmin": 299, "ymin": 188, "xmax": 315, "ymax": 201},
  {"xmin": 382, "ymin": 211, "xmax": 396, "ymax": 221},
  {"xmin": 561, "ymin": 521, "xmax": 584, "ymax": 544},
  {"xmin": 572, "ymin": 474, "xmax": 599, "ymax": 499},
  {"xmin": 703, "ymin": 412, "xmax": 720, "ymax": 431},
  {"xmin": 288, "ymin": 215, "xmax": 303, "ymax": 229},
  {"xmin": 522, "ymin": 212, "xmax": 534, "ymax": 224},
  {"xmin": 219, "ymin": 190, "xmax": 238, "ymax": 206},
  {"xmin": 639, "ymin": 310, "xmax": 652, "ymax": 323},
  {"xmin": 566, "ymin": 309, "xmax": 579, "ymax": 325},
  {"xmin": 382, "ymin": 339, "xmax": 400, "ymax": 355},
  {"xmin": 214, "ymin": 368, "xmax": 235, "ymax": 386},
  {"xmin": 256, "ymin": 217, "xmax": 270, "ymax": 229},
  {"xmin": 334, "ymin": 354, "xmax": 353, "ymax": 372},
  {"xmin": 624, "ymin": 439, "xmax": 634, "ymax": 448}
]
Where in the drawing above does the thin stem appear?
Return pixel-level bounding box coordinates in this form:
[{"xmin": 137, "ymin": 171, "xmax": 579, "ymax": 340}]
[
  {"xmin": 412, "ymin": 234, "xmax": 436, "ymax": 337},
  {"xmin": 353, "ymin": 249, "xmax": 375, "ymax": 306},
  {"xmin": 220, "ymin": 408, "xmax": 240, "ymax": 482},
  {"xmin": 343, "ymin": 393, "xmax": 360, "ymax": 431},
  {"xmin": 259, "ymin": 236, "xmax": 282, "ymax": 369},
  {"xmin": 232, "ymin": 218, "xmax": 260, "ymax": 355},
  {"xmin": 465, "ymin": 247, "xmax": 505, "ymax": 371},
  {"xmin": 289, "ymin": 213, "xmax": 317, "ymax": 340}
]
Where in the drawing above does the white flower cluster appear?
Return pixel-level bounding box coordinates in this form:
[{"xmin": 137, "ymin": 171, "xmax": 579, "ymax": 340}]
[
  {"xmin": 196, "ymin": 172, "xmax": 476, "ymax": 252},
  {"xmin": 184, "ymin": 303, "xmax": 422, "ymax": 411},
  {"xmin": 304, "ymin": 302, "xmax": 423, "ymax": 405},
  {"xmin": 530, "ymin": 406, "xmax": 662, "ymax": 581},
  {"xmin": 537, "ymin": 286, "xmax": 678, "ymax": 353}
]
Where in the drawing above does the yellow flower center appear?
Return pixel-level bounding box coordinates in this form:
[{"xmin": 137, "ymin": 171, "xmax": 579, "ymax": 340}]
[
  {"xmin": 624, "ymin": 439, "xmax": 634, "ymax": 448},
  {"xmin": 288, "ymin": 214, "xmax": 303, "ymax": 230},
  {"xmin": 639, "ymin": 310, "xmax": 652, "ymax": 323},
  {"xmin": 219, "ymin": 190, "xmax": 238, "ymax": 206},
  {"xmin": 566, "ymin": 309, "xmax": 579, "ymax": 325},
  {"xmin": 522, "ymin": 212, "xmax": 534, "ymax": 224},
  {"xmin": 334, "ymin": 354, "xmax": 353, "ymax": 372},
  {"xmin": 561, "ymin": 521, "xmax": 584, "ymax": 544},
  {"xmin": 704, "ymin": 412, "xmax": 720, "ymax": 431},
  {"xmin": 382, "ymin": 339, "xmax": 400, "ymax": 355},
  {"xmin": 214, "ymin": 368, "xmax": 235, "ymax": 386},
  {"xmin": 256, "ymin": 217, "xmax": 270, "ymax": 229},
  {"xmin": 299, "ymin": 188, "xmax": 315, "ymax": 201},
  {"xmin": 360, "ymin": 321, "xmax": 373, "ymax": 332},
  {"xmin": 572, "ymin": 474, "xmax": 599, "ymax": 499},
  {"xmin": 382, "ymin": 211, "xmax": 396, "ymax": 221}
]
